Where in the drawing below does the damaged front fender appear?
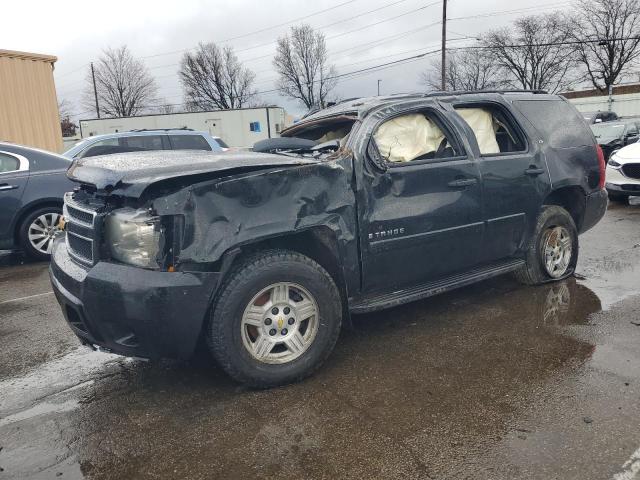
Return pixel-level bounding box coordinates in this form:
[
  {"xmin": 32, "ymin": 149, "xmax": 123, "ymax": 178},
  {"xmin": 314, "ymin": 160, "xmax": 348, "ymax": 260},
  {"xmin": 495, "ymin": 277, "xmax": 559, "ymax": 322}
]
[{"xmin": 152, "ymin": 156, "xmax": 360, "ymax": 295}]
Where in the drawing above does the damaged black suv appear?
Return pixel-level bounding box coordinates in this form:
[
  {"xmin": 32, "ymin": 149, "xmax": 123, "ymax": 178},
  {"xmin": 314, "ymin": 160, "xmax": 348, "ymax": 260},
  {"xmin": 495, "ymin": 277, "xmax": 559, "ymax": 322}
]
[{"xmin": 50, "ymin": 91, "xmax": 608, "ymax": 387}]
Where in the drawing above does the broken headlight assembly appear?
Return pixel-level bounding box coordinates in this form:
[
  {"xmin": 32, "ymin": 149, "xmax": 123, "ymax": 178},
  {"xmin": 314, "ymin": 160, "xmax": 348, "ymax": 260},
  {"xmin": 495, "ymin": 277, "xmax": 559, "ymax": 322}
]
[{"xmin": 104, "ymin": 208, "xmax": 163, "ymax": 269}]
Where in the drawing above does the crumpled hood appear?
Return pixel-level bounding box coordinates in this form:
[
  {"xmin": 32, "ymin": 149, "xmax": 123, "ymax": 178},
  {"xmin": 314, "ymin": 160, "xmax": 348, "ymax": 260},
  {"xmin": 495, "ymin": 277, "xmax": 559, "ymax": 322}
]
[{"xmin": 67, "ymin": 150, "xmax": 316, "ymax": 197}]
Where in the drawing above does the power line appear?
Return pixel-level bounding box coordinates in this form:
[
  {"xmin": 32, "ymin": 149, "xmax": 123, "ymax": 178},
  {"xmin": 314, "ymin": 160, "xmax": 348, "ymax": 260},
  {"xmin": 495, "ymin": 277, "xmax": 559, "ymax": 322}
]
[
  {"xmin": 449, "ymin": 2, "xmax": 572, "ymax": 21},
  {"xmin": 145, "ymin": 1, "xmax": 439, "ymax": 72},
  {"xmin": 54, "ymin": 63, "xmax": 89, "ymax": 80},
  {"xmin": 139, "ymin": 0, "xmax": 359, "ymax": 60}
]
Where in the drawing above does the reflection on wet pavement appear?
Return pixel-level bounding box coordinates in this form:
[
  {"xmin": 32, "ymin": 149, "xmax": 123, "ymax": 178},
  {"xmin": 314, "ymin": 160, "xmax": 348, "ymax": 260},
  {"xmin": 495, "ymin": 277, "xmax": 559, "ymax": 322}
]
[{"xmin": 1, "ymin": 204, "xmax": 640, "ymax": 479}]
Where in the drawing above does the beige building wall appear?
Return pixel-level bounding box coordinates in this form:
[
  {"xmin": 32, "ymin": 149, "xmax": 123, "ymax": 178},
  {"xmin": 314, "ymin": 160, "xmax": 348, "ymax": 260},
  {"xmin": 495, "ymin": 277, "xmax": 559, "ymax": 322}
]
[{"xmin": 0, "ymin": 49, "xmax": 63, "ymax": 152}]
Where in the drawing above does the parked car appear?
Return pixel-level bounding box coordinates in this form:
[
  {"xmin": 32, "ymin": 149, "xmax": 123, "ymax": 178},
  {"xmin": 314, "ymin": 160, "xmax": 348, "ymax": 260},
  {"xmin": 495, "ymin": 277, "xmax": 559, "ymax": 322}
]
[
  {"xmin": 583, "ymin": 110, "xmax": 618, "ymax": 124},
  {"xmin": 0, "ymin": 142, "xmax": 74, "ymax": 259},
  {"xmin": 50, "ymin": 91, "xmax": 607, "ymax": 387},
  {"xmin": 591, "ymin": 120, "xmax": 640, "ymax": 159},
  {"xmin": 63, "ymin": 129, "xmax": 224, "ymax": 159},
  {"xmin": 605, "ymin": 143, "xmax": 640, "ymax": 202}
]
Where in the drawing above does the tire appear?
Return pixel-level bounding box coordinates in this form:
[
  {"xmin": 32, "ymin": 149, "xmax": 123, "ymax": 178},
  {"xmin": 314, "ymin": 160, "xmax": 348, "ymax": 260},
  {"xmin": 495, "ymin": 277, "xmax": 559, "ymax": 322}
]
[
  {"xmin": 608, "ymin": 192, "xmax": 629, "ymax": 203},
  {"xmin": 18, "ymin": 206, "xmax": 63, "ymax": 260},
  {"xmin": 515, "ymin": 206, "xmax": 579, "ymax": 286},
  {"xmin": 207, "ymin": 249, "xmax": 342, "ymax": 388}
]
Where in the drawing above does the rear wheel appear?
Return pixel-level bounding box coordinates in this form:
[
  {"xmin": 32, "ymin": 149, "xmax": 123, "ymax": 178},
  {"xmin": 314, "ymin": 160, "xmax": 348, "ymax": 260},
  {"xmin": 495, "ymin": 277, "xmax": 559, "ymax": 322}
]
[
  {"xmin": 515, "ymin": 206, "xmax": 579, "ymax": 285},
  {"xmin": 18, "ymin": 206, "xmax": 63, "ymax": 260},
  {"xmin": 207, "ymin": 249, "xmax": 342, "ymax": 387}
]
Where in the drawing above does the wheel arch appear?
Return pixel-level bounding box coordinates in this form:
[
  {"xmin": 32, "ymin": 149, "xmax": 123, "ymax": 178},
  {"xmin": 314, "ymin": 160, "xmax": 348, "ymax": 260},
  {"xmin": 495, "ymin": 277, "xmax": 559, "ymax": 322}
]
[
  {"xmin": 542, "ymin": 186, "xmax": 586, "ymax": 231},
  {"xmin": 13, "ymin": 198, "xmax": 64, "ymax": 245}
]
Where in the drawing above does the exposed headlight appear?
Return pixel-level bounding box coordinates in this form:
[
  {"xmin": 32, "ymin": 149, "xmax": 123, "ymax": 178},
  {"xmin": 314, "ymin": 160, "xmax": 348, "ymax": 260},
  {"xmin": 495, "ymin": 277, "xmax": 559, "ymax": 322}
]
[{"xmin": 105, "ymin": 208, "xmax": 161, "ymax": 268}]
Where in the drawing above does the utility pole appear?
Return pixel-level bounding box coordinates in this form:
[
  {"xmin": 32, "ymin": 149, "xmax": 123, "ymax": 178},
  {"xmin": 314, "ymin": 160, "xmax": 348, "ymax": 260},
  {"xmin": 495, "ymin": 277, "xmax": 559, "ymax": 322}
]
[
  {"xmin": 441, "ymin": 0, "xmax": 447, "ymax": 91},
  {"xmin": 90, "ymin": 62, "xmax": 100, "ymax": 118},
  {"xmin": 377, "ymin": 79, "xmax": 382, "ymax": 96}
]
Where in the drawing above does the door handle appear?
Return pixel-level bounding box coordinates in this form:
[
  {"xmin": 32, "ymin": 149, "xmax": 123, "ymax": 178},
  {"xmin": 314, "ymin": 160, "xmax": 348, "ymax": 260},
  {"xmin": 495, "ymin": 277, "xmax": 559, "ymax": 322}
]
[
  {"xmin": 525, "ymin": 167, "xmax": 545, "ymax": 176},
  {"xmin": 447, "ymin": 178, "xmax": 477, "ymax": 188},
  {"xmin": 0, "ymin": 184, "xmax": 18, "ymax": 191}
]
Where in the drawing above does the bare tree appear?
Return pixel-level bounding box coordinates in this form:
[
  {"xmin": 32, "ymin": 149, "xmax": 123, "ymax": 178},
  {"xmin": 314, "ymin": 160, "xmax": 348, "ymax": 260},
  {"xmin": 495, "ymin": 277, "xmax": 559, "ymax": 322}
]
[
  {"xmin": 273, "ymin": 24, "xmax": 337, "ymax": 109},
  {"xmin": 570, "ymin": 0, "xmax": 640, "ymax": 92},
  {"xmin": 157, "ymin": 103, "xmax": 176, "ymax": 114},
  {"xmin": 420, "ymin": 49, "xmax": 507, "ymax": 91},
  {"xmin": 58, "ymin": 99, "xmax": 77, "ymax": 137},
  {"xmin": 482, "ymin": 14, "xmax": 577, "ymax": 92},
  {"xmin": 82, "ymin": 46, "xmax": 158, "ymax": 117},
  {"xmin": 180, "ymin": 43, "xmax": 256, "ymax": 110},
  {"xmin": 58, "ymin": 98, "xmax": 74, "ymax": 119}
]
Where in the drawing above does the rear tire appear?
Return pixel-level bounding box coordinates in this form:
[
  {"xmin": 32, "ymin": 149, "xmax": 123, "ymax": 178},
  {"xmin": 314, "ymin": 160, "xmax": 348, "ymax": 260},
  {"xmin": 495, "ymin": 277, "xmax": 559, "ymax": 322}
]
[
  {"xmin": 207, "ymin": 249, "xmax": 342, "ymax": 388},
  {"xmin": 18, "ymin": 206, "xmax": 63, "ymax": 260},
  {"xmin": 515, "ymin": 206, "xmax": 579, "ymax": 286}
]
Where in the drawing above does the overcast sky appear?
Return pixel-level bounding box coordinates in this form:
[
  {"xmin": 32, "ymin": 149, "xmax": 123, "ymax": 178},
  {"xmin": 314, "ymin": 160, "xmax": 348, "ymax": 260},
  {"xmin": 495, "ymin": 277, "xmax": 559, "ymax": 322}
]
[{"xmin": 3, "ymin": 0, "xmax": 573, "ymax": 120}]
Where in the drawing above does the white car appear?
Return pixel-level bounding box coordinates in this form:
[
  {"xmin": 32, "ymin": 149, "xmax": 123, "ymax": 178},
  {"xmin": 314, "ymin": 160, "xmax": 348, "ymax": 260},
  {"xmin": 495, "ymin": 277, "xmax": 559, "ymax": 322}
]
[{"xmin": 606, "ymin": 143, "xmax": 640, "ymax": 202}]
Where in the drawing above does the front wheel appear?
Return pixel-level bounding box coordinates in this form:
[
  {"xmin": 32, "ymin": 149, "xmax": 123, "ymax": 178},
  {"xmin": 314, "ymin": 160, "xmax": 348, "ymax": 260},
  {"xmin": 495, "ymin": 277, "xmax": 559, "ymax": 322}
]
[
  {"xmin": 207, "ymin": 249, "xmax": 342, "ymax": 388},
  {"xmin": 515, "ymin": 206, "xmax": 579, "ymax": 285}
]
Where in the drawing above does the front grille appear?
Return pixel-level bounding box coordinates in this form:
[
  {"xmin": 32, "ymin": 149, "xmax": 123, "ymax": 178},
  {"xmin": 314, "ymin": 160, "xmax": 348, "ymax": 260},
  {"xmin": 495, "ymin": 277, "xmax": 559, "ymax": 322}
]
[
  {"xmin": 66, "ymin": 204, "xmax": 94, "ymax": 225},
  {"xmin": 67, "ymin": 233, "xmax": 93, "ymax": 261},
  {"xmin": 64, "ymin": 192, "xmax": 101, "ymax": 266},
  {"xmin": 622, "ymin": 163, "xmax": 640, "ymax": 179}
]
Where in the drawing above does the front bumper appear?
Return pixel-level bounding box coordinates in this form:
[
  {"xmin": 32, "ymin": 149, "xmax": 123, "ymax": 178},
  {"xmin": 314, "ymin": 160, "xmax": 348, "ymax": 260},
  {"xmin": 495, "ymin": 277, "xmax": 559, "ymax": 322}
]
[
  {"xmin": 49, "ymin": 236, "xmax": 220, "ymax": 360},
  {"xmin": 605, "ymin": 165, "xmax": 640, "ymax": 196}
]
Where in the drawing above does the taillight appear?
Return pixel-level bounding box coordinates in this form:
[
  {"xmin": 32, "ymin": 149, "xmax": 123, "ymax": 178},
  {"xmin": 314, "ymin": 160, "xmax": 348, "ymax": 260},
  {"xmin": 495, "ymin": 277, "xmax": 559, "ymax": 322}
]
[{"xmin": 596, "ymin": 144, "xmax": 606, "ymax": 189}]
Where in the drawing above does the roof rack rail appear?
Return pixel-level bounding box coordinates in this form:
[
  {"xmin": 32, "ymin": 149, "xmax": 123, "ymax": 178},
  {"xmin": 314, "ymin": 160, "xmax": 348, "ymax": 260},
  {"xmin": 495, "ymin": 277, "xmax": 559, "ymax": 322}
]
[
  {"xmin": 422, "ymin": 89, "xmax": 548, "ymax": 97},
  {"xmin": 128, "ymin": 127, "xmax": 194, "ymax": 132}
]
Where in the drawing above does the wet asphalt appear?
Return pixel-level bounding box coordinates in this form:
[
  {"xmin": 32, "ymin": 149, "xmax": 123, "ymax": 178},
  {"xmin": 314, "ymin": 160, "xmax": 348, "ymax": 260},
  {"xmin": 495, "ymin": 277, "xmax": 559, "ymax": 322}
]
[{"xmin": 1, "ymin": 200, "xmax": 640, "ymax": 480}]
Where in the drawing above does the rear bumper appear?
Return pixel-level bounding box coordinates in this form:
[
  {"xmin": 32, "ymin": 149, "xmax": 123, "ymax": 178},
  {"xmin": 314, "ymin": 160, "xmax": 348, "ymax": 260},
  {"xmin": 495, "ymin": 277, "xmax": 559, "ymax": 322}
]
[
  {"xmin": 49, "ymin": 236, "xmax": 220, "ymax": 360},
  {"xmin": 580, "ymin": 189, "xmax": 608, "ymax": 234}
]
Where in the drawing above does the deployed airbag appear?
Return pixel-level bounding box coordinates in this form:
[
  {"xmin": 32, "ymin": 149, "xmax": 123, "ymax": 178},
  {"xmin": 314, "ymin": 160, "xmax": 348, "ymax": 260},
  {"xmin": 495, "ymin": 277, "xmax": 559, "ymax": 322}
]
[
  {"xmin": 373, "ymin": 114, "xmax": 445, "ymax": 163},
  {"xmin": 456, "ymin": 108, "xmax": 500, "ymax": 155}
]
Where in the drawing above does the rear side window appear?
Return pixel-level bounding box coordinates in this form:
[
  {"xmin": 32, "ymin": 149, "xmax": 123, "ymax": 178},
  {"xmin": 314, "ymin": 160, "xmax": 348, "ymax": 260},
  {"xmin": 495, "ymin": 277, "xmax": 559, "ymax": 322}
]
[
  {"xmin": 169, "ymin": 135, "xmax": 212, "ymax": 151},
  {"xmin": 122, "ymin": 135, "xmax": 164, "ymax": 150},
  {"xmin": 454, "ymin": 105, "xmax": 526, "ymax": 155},
  {"xmin": 214, "ymin": 137, "xmax": 229, "ymax": 148},
  {"xmin": 514, "ymin": 100, "xmax": 593, "ymax": 148},
  {"xmin": 0, "ymin": 153, "xmax": 19, "ymax": 172}
]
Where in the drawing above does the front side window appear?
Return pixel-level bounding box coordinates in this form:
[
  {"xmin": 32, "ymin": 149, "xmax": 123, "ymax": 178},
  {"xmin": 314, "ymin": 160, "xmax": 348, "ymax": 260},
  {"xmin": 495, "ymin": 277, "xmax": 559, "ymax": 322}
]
[
  {"xmin": 77, "ymin": 138, "xmax": 120, "ymax": 158},
  {"xmin": 372, "ymin": 112, "xmax": 460, "ymax": 163},
  {"xmin": 455, "ymin": 106, "xmax": 526, "ymax": 155},
  {"xmin": 169, "ymin": 135, "xmax": 212, "ymax": 151},
  {"xmin": 0, "ymin": 153, "xmax": 19, "ymax": 173}
]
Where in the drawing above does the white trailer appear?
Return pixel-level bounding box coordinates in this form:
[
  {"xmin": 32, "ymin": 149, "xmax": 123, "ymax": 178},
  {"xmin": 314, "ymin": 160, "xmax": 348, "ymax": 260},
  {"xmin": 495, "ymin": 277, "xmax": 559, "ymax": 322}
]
[{"xmin": 78, "ymin": 107, "xmax": 288, "ymax": 148}]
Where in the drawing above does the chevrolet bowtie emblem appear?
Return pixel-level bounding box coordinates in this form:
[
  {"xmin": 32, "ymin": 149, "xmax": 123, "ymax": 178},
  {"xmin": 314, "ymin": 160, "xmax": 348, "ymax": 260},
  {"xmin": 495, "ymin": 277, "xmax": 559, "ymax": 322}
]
[{"xmin": 277, "ymin": 317, "xmax": 284, "ymax": 329}]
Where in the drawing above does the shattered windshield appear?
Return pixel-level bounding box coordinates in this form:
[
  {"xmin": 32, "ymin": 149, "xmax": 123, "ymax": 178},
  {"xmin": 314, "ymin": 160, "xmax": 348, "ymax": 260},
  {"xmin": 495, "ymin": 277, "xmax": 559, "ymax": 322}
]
[{"xmin": 254, "ymin": 115, "xmax": 357, "ymax": 156}]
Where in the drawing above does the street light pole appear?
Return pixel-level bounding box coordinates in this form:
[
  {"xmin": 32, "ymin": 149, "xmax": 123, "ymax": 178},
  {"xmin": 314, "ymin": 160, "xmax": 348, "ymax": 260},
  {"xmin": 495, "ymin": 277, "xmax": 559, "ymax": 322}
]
[
  {"xmin": 441, "ymin": 0, "xmax": 447, "ymax": 91},
  {"xmin": 377, "ymin": 79, "xmax": 382, "ymax": 96}
]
